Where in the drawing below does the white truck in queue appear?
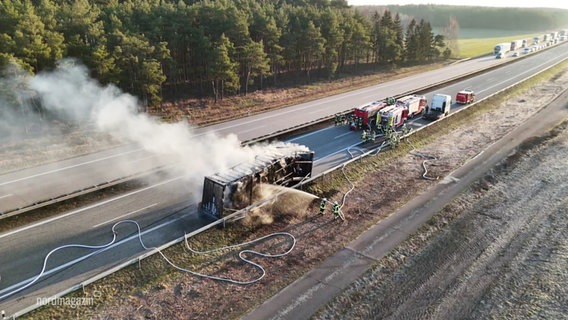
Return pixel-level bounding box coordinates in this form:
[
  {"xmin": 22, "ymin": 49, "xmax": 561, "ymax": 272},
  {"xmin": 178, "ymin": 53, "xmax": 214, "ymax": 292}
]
[{"xmin": 424, "ymin": 94, "xmax": 452, "ymax": 121}]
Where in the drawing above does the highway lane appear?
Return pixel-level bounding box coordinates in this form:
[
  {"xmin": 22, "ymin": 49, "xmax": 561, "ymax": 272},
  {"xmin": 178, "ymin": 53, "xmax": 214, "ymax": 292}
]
[
  {"xmin": 0, "ymin": 45, "xmax": 546, "ymax": 217},
  {"xmin": 2, "ymin": 42, "xmax": 568, "ymax": 315},
  {"xmin": 293, "ymin": 43, "xmax": 568, "ymax": 174},
  {"xmin": 0, "ymin": 144, "xmax": 178, "ymax": 217},
  {"xmin": 0, "ymin": 174, "xmax": 209, "ymax": 313}
]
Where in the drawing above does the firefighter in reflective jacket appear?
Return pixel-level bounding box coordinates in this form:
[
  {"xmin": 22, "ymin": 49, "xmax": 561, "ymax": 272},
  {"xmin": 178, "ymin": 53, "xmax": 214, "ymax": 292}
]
[
  {"xmin": 357, "ymin": 117, "xmax": 363, "ymax": 129},
  {"xmin": 332, "ymin": 201, "xmax": 341, "ymax": 219},
  {"xmin": 361, "ymin": 130, "xmax": 368, "ymax": 142},
  {"xmin": 334, "ymin": 114, "xmax": 341, "ymax": 126},
  {"xmin": 319, "ymin": 198, "xmax": 327, "ymax": 214}
]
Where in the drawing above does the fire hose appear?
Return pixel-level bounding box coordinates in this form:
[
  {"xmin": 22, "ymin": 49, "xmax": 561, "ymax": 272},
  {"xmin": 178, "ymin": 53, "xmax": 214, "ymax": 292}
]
[
  {"xmin": 406, "ymin": 138, "xmax": 439, "ymax": 181},
  {"xmin": 0, "ymin": 220, "xmax": 297, "ymax": 303},
  {"xmin": 184, "ymin": 231, "xmax": 296, "ymax": 284}
]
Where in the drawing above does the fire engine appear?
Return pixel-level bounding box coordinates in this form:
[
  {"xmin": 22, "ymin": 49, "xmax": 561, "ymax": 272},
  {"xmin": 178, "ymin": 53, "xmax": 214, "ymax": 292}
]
[
  {"xmin": 376, "ymin": 105, "xmax": 408, "ymax": 129},
  {"xmin": 353, "ymin": 100, "xmax": 388, "ymax": 128},
  {"xmin": 455, "ymin": 89, "xmax": 475, "ymax": 104},
  {"xmin": 351, "ymin": 97, "xmax": 396, "ymax": 130},
  {"xmin": 395, "ymin": 94, "xmax": 427, "ymax": 118}
]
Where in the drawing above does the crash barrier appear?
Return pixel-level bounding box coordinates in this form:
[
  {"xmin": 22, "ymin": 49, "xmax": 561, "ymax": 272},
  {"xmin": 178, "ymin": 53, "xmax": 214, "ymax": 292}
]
[
  {"xmin": 244, "ymin": 39, "xmax": 568, "ymax": 146},
  {"xmin": 3, "ymin": 43, "xmax": 561, "ymax": 222},
  {"xmin": 6, "ymin": 44, "xmax": 568, "ymax": 319},
  {"xmin": 0, "ymin": 163, "xmax": 178, "ymax": 220},
  {"xmin": 240, "ymin": 52, "xmax": 532, "ymax": 147}
]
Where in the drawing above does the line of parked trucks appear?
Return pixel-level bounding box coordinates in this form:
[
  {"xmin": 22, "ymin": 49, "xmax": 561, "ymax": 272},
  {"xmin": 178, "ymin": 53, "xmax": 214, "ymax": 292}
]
[
  {"xmin": 346, "ymin": 89, "xmax": 475, "ymax": 133},
  {"xmin": 494, "ymin": 29, "xmax": 567, "ymax": 58}
]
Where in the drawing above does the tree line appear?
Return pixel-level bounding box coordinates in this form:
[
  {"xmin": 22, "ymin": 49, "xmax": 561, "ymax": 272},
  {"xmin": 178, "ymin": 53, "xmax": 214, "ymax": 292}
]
[
  {"xmin": 375, "ymin": 5, "xmax": 568, "ymax": 31},
  {"xmin": 0, "ymin": 0, "xmax": 450, "ymax": 106}
]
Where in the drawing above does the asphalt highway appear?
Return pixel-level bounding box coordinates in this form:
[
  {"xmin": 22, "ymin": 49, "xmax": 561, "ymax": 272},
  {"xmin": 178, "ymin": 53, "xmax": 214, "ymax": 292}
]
[
  {"xmin": 0, "ymin": 44, "xmax": 555, "ymax": 217},
  {"xmin": 294, "ymin": 42, "xmax": 568, "ymax": 175},
  {"xmin": 1, "ymin": 42, "xmax": 568, "ymax": 316}
]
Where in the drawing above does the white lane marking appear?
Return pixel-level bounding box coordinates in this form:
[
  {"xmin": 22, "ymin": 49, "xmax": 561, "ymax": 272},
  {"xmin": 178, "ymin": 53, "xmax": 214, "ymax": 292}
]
[
  {"xmin": 0, "ymin": 217, "xmax": 180, "ymax": 297},
  {"xmin": 92, "ymin": 203, "xmax": 158, "ymax": 228},
  {"xmin": 239, "ymin": 125, "xmax": 266, "ymax": 134},
  {"xmin": 0, "ymin": 177, "xmax": 181, "ymax": 240},
  {"xmin": 334, "ymin": 131, "xmax": 353, "ymax": 139},
  {"xmin": 477, "ymin": 58, "xmax": 555, "ymax": 95},
  {"xmin": 287, "ymin": 126, "xmax": 337, "ymax": 143},
  {"xmin": 0, "ymin": 194, "xmax": 13, "ymax": 199},
  {"xmin": 0, "ymin": 148, "xmax": 143, "ymax": 187},
  {"xmin": 314, "ymin": 141, "xmax": 362, "ymax": 163}
]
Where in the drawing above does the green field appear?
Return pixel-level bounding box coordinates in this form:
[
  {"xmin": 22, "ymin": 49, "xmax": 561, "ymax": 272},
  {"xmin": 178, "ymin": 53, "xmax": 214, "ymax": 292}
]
[
  {"xmin": 452, "ymin": 28, "xmax": 544, "ymax": 58},
  {"xmin": 434, "ymin": 28, "xmax": 546, "ymax": 58}
]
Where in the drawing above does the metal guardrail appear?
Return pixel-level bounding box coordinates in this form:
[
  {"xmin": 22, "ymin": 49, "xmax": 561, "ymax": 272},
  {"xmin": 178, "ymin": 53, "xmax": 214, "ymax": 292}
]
[
  {"xmin": 241, "ymin": 53, "xmax": 514, "ymax": 146},
  {"xmin": 6, "ymin": 45, "xmax": 568, "ymax": 319},
  {"xmin": 0, "ymin": 48, "xmax": 545, "ymax": 221},
  {"xmin": 0, "ymin": 164, "xmax": 178, "ymax": 220}
]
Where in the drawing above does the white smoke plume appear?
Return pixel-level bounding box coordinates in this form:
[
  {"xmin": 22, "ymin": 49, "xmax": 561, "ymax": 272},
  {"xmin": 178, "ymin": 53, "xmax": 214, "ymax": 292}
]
[{"xmin": 1, "ymin": 59, "xmax": 308, "ymax": 201}]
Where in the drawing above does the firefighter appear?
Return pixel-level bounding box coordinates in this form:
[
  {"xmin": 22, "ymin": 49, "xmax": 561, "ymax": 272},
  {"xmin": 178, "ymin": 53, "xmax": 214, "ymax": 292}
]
[
  {"xmin": 384, "ymin": 125, "xmax": 392, "ymax": 139},
  {"xmin": 402, "ymin": 123, "xmax": 410, "ymax": 135},
  {"xmin": 370, "ymin": 130, "xmax": 376, "ymax": 141},
  {"xmin": 319, "ymin": 197, "xmax": 327, "ymax": 215},
  {"xmin": 332, "ymin": 201, "xmax": 341, "ymax": 219},
  {"xmin": 334, "ymin": 114, "xmax": 340, "ymax": 126},
  {"xmin": 390, "ymin": 132, "xmax": 400, "ymax": 147},
  {"xmin": 357, "ymin": 117, "xmax": 363, "ymax": 129},
  {"xmin": 361, "ymin": 129, "xmax": 368, "ymax": 142},
  {"xmin": 340, "ymin": 114, "xmax": 347, "ymax": 125},
  {"xmin": 376, "ymin": 122, "xmax": 383, "ymax": 135}
]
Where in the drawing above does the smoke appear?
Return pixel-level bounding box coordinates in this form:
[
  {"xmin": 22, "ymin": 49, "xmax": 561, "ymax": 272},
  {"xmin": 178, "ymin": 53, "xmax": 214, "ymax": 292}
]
[
  {"xmin": 0, "ymin": 59, "xmax": 308, "ymax": 200},
  {"xmin": 242, "ymin": 184, "xmax": 319, "ymax": 226}
]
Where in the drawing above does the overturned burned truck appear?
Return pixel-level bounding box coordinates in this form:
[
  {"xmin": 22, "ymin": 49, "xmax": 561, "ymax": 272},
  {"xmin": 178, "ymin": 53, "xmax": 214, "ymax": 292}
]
[{"xmin": 200, "ymin": 144, "xmax": 314, "ymax": 220}]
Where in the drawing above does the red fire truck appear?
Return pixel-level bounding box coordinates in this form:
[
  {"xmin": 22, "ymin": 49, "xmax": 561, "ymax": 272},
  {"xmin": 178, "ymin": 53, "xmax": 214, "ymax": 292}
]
[
  {"xmin": 395, "ymin": 94, "xmax": 427, "ymax": 118},
  {"xmin": 376, "ymin": 105, "xmax": 408, "ymax": 129},
  {"xmin": 353, "ymin": 100, "xmax": 389, "ymax": 128}
]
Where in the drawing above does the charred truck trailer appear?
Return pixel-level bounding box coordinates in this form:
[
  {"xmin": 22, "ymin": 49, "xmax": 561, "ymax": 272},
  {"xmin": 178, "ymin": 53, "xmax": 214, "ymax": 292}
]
[{"xmin": 200, "ymin": 145, "xmax": 314, "ymax": 220}]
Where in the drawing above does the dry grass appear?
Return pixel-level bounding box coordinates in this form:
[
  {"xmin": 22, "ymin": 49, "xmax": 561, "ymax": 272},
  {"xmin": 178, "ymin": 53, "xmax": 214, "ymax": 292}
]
[{"xmin": 153, "ymin": 63, "xmax": 446, "ymax": 126}]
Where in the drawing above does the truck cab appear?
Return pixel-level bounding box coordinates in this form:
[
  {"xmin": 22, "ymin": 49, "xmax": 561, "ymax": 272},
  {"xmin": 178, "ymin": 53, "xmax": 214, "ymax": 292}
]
[
  {"xmin": 377, "ymin": 105, "xmax": 407, "ymax": 128},
  {"xmin": 424, "ymin": 94, "xmax": 452, "ymax": 121}
]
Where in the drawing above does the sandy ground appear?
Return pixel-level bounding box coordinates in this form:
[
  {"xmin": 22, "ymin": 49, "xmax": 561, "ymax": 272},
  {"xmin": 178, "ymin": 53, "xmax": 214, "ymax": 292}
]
[{"xmin": 14, "ymin": 67, "xmax": 568, "ymax": 319}]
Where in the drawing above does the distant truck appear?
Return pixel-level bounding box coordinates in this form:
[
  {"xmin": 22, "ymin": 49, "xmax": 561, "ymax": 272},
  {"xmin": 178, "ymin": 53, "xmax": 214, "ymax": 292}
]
[
  {"xmin": 510, "ymin": 39, "xmax": 523, "ymax": 51},
  {"xmin": 494, "ymin": 42, "xmax": 512, "ymax": 55},
  {"xmin": 455, "ymin": 89, "xmax": 475, "ymax": 104},
  {"xmin": 395, "ymin": 94, "xmax": 427, "ymax": 118},
  {"xmin": 424, "ymin": 94, "xmax": 452, "ymax": 121}
]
